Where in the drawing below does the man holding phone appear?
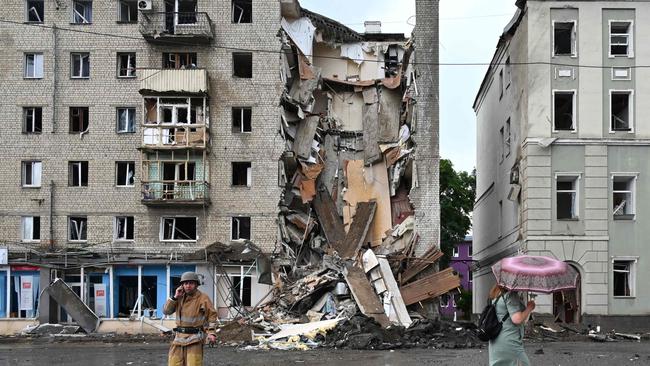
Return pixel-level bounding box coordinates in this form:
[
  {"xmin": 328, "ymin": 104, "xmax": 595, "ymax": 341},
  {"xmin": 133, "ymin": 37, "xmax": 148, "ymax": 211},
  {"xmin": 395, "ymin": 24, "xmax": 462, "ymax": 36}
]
[{"xmin": 163, "ymin": 271, "xmax": 218, "ymax": 366}]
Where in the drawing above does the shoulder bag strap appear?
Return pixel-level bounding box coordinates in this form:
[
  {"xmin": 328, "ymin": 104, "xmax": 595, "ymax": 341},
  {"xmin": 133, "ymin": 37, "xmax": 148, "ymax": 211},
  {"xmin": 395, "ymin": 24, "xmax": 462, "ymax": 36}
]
[{"xmin": 499, "ymin": 292, "xmax": 510, "ymax": 322}]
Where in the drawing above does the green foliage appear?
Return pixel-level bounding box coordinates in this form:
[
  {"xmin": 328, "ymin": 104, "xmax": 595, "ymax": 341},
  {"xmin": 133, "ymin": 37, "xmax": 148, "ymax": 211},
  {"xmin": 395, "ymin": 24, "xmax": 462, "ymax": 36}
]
[
  {"xmin": 455, "ymin": 290, "xmax": 473, "ymax": 320},
  {"xmin": 439, "ymin": 159, "xmax": 476, "ymax": 268}
]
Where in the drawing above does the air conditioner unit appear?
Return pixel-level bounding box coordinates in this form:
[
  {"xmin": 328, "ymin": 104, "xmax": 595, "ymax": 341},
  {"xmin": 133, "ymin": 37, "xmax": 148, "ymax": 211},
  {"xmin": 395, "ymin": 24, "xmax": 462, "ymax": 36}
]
[{"xmin": 138, "ymin": 0, "xmax": 152, "ymax": 11}]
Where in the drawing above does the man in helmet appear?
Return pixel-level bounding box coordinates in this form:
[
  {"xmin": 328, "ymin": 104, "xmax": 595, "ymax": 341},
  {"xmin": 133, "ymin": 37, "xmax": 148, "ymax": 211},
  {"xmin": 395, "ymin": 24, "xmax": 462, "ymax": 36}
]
[{"xmin": 163, "ymin": 271, "xmax": 218, "ymax": 366}]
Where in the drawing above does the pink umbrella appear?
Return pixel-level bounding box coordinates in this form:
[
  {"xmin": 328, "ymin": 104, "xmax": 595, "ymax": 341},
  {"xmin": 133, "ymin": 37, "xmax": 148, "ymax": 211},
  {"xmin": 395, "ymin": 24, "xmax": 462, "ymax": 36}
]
[{"xmin": 491, "ymin": 255, "xmax": 578, "ymax": 293}]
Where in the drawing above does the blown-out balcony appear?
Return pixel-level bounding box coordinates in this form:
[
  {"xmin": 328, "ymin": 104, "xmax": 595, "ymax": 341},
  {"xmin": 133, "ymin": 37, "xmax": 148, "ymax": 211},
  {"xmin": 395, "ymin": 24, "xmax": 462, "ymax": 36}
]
[
  {"xmin": 142, "ymin": 124, "xmax": 209, "ymax": 150},
  {"xmin": 139, "ymin": 12, "xmax": 213, "ymax": 44},
  {"xmin": 141, "ymin": 180, "xmax": 210, "ymax": 206}
]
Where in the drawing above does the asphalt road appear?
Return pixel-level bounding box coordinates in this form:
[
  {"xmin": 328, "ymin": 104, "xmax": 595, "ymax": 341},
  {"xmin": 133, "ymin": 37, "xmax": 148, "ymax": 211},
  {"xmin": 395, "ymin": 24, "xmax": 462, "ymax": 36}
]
[{"xmin": 0, "ymin": 340, "xmax": 648, "ymax": 365}]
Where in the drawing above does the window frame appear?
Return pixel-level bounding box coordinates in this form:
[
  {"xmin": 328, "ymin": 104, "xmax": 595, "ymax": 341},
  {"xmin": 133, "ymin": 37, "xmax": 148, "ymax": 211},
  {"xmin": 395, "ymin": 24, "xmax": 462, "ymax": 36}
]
[
  {"xmin": 24, "ymin": 53, "xmax": 44, "ymax": 79},
  {"xmin": 232, "ymin": 107, "xmax": 252, "ymax": 133},
  {"xmin": 609, "ymin": 89, "xmax": 634, "ymax": 133},
  {"xmin": 552, "ymin": 20, "xmax": 577, "ymax": 57},
  {"xmin": 452, "ymin": 246, "xmax": 459, "ymax": 258},
  {"xmin": 68, "ymin": 216, "xmax": 88, "ymax": 242},
  {"xmin": 555, "ymin": 173, "xmax": 581, "ymax": 220},
  {"xmin": 115, "ymin": 161, "xmax": 135, "ymax": 187},
  {"xmin": 21, "ymin": 160, "xmax": 42, "ymax": 188},
  {"xmin": 69, "ymin": 106, "xmax": 89, "ymax": 133},
  {"xmin": 160, "ymin": 217, "xmax": 198, "ymax": 242},
  {"xmin": 21, "ymin": 216, "xmax": 41, "ymax": 242},
  {"xmin": 611, "ymin": 67, "xmax": 631, "ymax": 81},
  {"xmin": 113, "ymin": 216, "xmax": 135, "ymax": 242},
  {"xmin": 117, "ymin": 52, "xmax": 136, "ymax": 78},
  {"xmin": 611, "ymin": 173, "xmax": 637, "ymax": 220},
  {"xmin": 70, "ymin": 52, "xmax": 90, "ymax": 79},
  {"xmin": 116, "ymin": 107, "xmax": 136, "ymax": 133},
  {"xmin": 231, "ymin": 216, "xmax": 251, "ymax": 241},
  {"xmin": 71, "ymin": 0, "xmax": 93, "ymax": 24},
  {"xmin": 26, "ymin": 0, "xmax": 45, "ymax": 23},
  {"xmin": 552, "ymin": 89, "xmax": 577, "ymax": 132},
  {"xmin": 612, "ymin": 257, "xmax": 637, "ymax": 298},
  {"xmin": 117, "ymin": 0, "xmax": 138, "ymax": 23},
  {"xmin": 68, "ymin": 161, "xmax": 89, "ymax": 187},
  {"xmin": 608, "ymin": 20, "xmax": 634, "ymax": 58},
  {"xmin": 23, "ymin": 106, "xmax": 43, "ymax": 134},
  {"xmin": 231, "ymin": 0, "xmax": 252, "ymax": 24},
  {"xmin": 232, "ymin": 52, "xmax": 253, "ymax": 78},
  {"xmin": 231, "ymin": 161, "xmax": 252, "ymax": 187}
]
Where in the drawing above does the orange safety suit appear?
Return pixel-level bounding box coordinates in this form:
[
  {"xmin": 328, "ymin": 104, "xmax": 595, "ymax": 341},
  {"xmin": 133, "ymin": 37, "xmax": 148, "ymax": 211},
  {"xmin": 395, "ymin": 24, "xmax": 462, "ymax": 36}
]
[{"xmin": 163, "ymin": 289, "xmax": 218, "ymax": 366}]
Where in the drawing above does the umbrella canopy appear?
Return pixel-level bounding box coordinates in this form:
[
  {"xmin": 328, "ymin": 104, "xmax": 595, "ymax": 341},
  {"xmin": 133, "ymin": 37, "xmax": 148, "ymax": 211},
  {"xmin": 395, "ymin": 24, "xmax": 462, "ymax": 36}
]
[{"xmin": 492, "ymin": 255, "xmax": 578, "ymax": 293}]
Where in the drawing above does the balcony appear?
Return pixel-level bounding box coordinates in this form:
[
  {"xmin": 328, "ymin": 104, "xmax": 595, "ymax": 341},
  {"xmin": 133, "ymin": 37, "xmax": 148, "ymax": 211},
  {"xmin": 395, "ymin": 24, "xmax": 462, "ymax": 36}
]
[
  {"xmin": 139, "ymin": 69, "xmax": 209, "ymax": 95},
  {"xmin": 139, "ymin": 12, "xmax": 213, "ymax": 44},
  {"xmin": 142, "ymin": 124, "xmax": 209, "ymax": 150},
  {"xmin": 142, "ymin": 180, "xmax": 210, "ymax": 206}
]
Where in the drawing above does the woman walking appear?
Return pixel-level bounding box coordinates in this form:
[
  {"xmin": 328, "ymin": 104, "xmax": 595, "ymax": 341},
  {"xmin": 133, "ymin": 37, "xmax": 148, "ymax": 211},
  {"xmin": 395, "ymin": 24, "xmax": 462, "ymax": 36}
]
[{"xmin": 488, "ymin": 284, "xmax": 536, "ymax": 366}]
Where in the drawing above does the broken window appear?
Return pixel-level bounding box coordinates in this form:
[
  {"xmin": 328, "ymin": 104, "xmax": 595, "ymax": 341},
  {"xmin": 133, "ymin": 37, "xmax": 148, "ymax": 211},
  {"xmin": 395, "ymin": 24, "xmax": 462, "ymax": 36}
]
[
  {"xmin": 612, "ymin": 175, "xmax": 635, "ymax": 218},
  {"xmin": 231, "ymin": 276, "xmax": 252, "ymax": 306},
  {"xmin": 177, "ymin": 0, "xmax": 197, "ymax": 24},
  {"xmin": 440, "ymin": 293, "xmax": 449, "ymax": 308},
  {"xmin": 504, "ymin": 118, "xmax": 511, "ymax": 157},
  {"xmin": 117, "ymin": 53, "xmax": 136, "ymax": 77},
  {"xmin": 611, "ymin": 91, "xmax": 632, "ymax": 131},
  {"xmin": 499, "ymin": 127, "xmax": 504, "ymax": 163},
  {"xmin": 21, "ymin": 216, "xmax": 41, "ymax": 242},
  {"xmin": 21, "ymin": 160, "xmax": 42, "ymax": 187},
  {"xmin": 116, "ymin": 107, "xmax": 135, "ymax": 133},
  {"xmin": 232, "ymin": 162, "xmax": 252, "ymax": 187},
  {"xmin": 610, "ymin": 21, "xmax": 633, "ymax": 57},
  {"xmin": 231, "ymin": 216, "xmax": 251, "ymax": 241},
  {"xmin": 613, "ymin": 260, "xmax": 635, "ymax": 297},
  {"xmin": 384, "ymin": 45, "xmax": 400, "ymax": 77},
  {"xmin": 24, "ymin": 53, "xmax": 43, "ymax": 78},
  {"xmin": 68, "ymin": 161, "xmax": 89, "ymax": 187},
  {"xmin": 161, "ymin": 217, "xmax": 197, "ymax": 241},
  {"xmin": 118, "ymin": 0, "xmax": 137, "ymax": 22},
  {"xmin": 553, "ymin": 91, "xmax": 575, "ymax": 131},
  {"xmin": 71, "ymin": 52, "xmax": 90, "ymax": 78},
  {"xmin": 556, "ymin": 175, "xmax": 579, "ymax": 220},
  {"xmin": 68, "ymin": 216, "xmax": 87, "ymax": 241},
  {"xmin": 23, "ymin": 107, "xmax": 42, "ymax": 134},
  {"xmin": 452, "ymin": 246, "xmax": 459, "ymax": 258},
  {"xmin": 232, "ymin": 52, "xmax": 252, "ymax": 78},
  {"xmin": 114, "ymin": 216, "xmax": 134, "ymax": 241},
  {"xmin": 116, "ymin": 161, "xmax": 135, "ymax": 187},
  {"xmin": 72, "ymin": 0, "xmax": 92, "ymax": 24},
  {"xmin": 498, "ymin": 69, "xmax": 504, "ymax": 99},
  {"xmin": 232, "ymin": 0, "xmax": 252, "ymax": 23},
  {"xmin": 69, "ymin": 107, "xmax": 89, "ymax": 132},
  {"xmin": 26, "ymin": 0, "xmax": 44, "ymax": 22},
  {"xmin": 553, "ymin": 21, "xmax": 576, "ymax": 56},
  {"xmin": 163, "ymin": 52, "xmax": 197, "ymax": 69},
  {"xmin": 232, "ymin": 107, "xmax": 252, "ymax": 133},
  {"xmin": 505, "ymin": 56, "xmax": 511, "ymax": 87}
]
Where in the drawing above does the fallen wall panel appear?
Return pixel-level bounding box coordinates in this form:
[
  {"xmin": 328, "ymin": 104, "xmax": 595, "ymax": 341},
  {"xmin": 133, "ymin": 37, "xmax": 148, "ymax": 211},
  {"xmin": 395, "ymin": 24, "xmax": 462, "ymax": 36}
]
[
  {"xmin": 399, "ymin": 268, "xmax": 461, "ymax": 306},
  {"xmin": 45, "ymin": 278, "xmax": 100, "ymax": 333}
]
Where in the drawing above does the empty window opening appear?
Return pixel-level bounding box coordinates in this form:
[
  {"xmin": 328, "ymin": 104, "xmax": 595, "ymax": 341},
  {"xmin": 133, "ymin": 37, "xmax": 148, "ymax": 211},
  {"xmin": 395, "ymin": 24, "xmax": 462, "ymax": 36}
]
[
  {"xmin": 505, "ymin": 118, "xmax": 511, "ymax": 156},
  {"xmin": 70, "ymin": 107, "xmax": 89, "ymax": 132},
  {"xmin": 117, "ymin": 107, "xmax": 135, "ymax": 133},
  {"xmin": 232, "ymin": 162, "xmax": 251, "ymax": 186},
  {"xmin": 71, "ymin": 52, "xmax": 90, "ymax": 78},
  {"xmin": 452, "ymin": 246, "xmax": 459, "ymax": 257},
  {"xmin": 117, "ymin": 276, "xmax": 157, "ymax": 316},
  {"xmin": 118, "ymin": 0, "xmax": 137, "ymax": 22},
  {"xmin": 557, "ymin": 176, "xmax": 578, "ymax": 220},
  {"xmin": 161, "ymin": 217, "xmax": 197, "ymax": 241},
  {"xmin": 69, "ymin": 216, "xmax": 87, "ymax": 241},
  {"xmin": 232, "ymin": 0, "xmax": 252, "ymax": 23},
  {"xmin": 72, "ymin": 0, "xmax": 92, "ymax": 24},
  {"xmin": 22, "ymin": 161, "xmax": 42, "ymax": 187},
  {"xmin": 23, "ymin": 107, "xmax": 42, "ymax": 133},
  {"xmin": 231, "ymin": 276, "xmax": 252, "ymax": 307},
  {"xmin": 613, "ymin": 176, "xmax": 635, "ymax": 218},
  {"xmin": 233, "ymin": 52, "xmax": 252, "ymax": 78},
  {"xmin": 611, "ymin": 92, "xmax": 632, "ymax": 131},
  {"xmin": 24, "ymin": 53, "xmax": 43, "ymax": 78},
  {"xmin": 384, "ymin": 45, "xmax": 400, "ymax": 78},
  {"xmin": 613, "ymin": 260, "xmax": 634, "ymax": 297},
  {"xmin": 21, "ymin": 216, "xmax": 41, "ymax": 242},
  {"xmin": 163, "ymin": 52, "xmax": 197, "ymax": 69},
  {"xmin": 114, "ymin": 216, "xmax": 134, "ymax": 241},
  {"xmin": 68, "ymin": 161, "xmax": 89, "ymax": 187},
  {"xmin": 610, "ymin": 21, "xmax": 632, "ymax": 57},
  {"xmin": 505, "ymin": 57, "xmax": 511, "ymax": 87},
  {"xmin": 26, "ymin": 0, "xmax": 44, "ymax": 22},
  {"xmin": 554, "ymin": 91, "xmax": 575, "ymax": 131},
  {"xmin": 553, "ymin": 22, "xmax": 575, "ymax": 56},
  {"xmin": 231, "ymin": 216, "xmax": 251, "ymax": 241},
  {"xmin": 499, "ymin": 127, "xmax": 504, "ymax": 163},
  {"xmin": 498, "ymin": 69, "xmax": 504, "ymax": 99},
  {"xmin": 117, "ymin": 53, "xmax": 136, "ymax": 77},
  {"xmin": 116, "ymin": 161, "xmax": 135, "ymax": 187},
  {"xmin": 440, "ymin": 293, "xmax": 449, "ymax": 308},
  {"xmin": 232, "ymin": 107, "xmax": 252, "ymax": 133}
]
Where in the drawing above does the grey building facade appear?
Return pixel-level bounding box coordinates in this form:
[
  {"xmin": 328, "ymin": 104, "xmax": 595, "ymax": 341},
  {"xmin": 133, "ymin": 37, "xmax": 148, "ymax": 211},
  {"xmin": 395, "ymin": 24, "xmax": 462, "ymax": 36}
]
[{"xmin": 473, "ymin": 0, "xmax": 650, "ymax": 327}]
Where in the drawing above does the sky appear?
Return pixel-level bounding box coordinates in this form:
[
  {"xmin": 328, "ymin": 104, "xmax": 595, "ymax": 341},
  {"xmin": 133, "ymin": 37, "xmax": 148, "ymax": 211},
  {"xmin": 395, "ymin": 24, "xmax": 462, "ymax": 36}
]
[{"xmin": 300, "ymin": 0, "xmax": 518, "ymax": 173}]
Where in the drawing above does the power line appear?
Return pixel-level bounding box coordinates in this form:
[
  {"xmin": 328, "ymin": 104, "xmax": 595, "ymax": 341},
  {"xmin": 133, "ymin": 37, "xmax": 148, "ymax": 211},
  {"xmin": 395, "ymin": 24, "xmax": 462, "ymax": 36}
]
[{"xmin": 3, "ymin": 18, "xmax": 647, "ymax": 69}]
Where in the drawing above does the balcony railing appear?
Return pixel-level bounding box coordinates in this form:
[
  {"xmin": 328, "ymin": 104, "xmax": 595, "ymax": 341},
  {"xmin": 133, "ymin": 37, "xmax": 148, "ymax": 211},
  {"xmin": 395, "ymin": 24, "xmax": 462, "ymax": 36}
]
[
  {"xmin": 142, "ymin": 180, "xmax": 210, "ymax": 205},
  {"xmin": 142, "ymin": 124, "xmax": 209, "ymax": 149},
  {"xmin": 139, "ymin": 12, "xmax": 213, "ymax": 44}
]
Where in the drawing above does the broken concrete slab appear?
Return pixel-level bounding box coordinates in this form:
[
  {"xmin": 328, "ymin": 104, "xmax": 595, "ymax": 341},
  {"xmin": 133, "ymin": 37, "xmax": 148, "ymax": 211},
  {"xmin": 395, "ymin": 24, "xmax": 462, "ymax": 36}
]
[
  {"xmin": 313, "ymin": 186, "xmax": 346, "ymax": 249},
  {"xmin": 343, "ymin": 264, "xmax": 391, "ymax": 328},
  {"xmin": 292, "ymin": 116, "xmax": 320, "ymax": 160},
  {"xmin": 378, "ymin": 87, "xmax": 401, "ymax": 142},
  {"xmin": 361, "ymin": 103, "xmax": 382, "ymax": 164},
  {"xmin": 400, "ymin": 268, "xmax": 461, "ymax": 306},
  {"xmin": 45, "ymin": 278, "xmax": 100, "ymax": 333}
]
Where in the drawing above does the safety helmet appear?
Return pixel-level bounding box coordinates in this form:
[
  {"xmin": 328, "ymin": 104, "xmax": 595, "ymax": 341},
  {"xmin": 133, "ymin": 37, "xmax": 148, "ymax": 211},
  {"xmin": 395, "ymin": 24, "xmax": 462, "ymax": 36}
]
[{"xmin": 180, "ymin": 271, "xmax": 201, "ymax": 285}]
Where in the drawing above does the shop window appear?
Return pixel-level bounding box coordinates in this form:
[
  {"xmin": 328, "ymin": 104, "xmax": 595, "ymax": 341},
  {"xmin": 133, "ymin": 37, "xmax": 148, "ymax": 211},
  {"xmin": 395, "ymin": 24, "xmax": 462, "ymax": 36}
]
[{"xmin": 231, "ymin": 275, "xmax": 252, "ymax": 307}]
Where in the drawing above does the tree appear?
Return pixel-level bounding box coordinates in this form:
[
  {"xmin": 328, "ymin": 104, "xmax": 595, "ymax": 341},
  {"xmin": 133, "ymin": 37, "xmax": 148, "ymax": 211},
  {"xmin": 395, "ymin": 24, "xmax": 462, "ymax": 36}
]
[{"xmin": 439, "ymin": 159, "xmax": 476, "ymax": 268}]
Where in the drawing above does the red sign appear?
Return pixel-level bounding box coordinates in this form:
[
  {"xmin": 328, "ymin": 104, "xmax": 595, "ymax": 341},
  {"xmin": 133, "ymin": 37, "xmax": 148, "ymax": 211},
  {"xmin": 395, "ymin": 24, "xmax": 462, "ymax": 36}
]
[
  {"xmin": 22, "ymin": 282, "xmax": 32, "ymax": 289},
  {"xmin": 96, "ymin": 290, "xmax": 105, "ymax": 296}
]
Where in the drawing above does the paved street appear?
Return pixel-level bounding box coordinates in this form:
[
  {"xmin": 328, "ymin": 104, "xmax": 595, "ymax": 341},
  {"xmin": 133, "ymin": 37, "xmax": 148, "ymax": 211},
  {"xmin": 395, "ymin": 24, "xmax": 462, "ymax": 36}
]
[{"xmin": 0, "ymin": 340, "xmax": 648, "ymax": 365}]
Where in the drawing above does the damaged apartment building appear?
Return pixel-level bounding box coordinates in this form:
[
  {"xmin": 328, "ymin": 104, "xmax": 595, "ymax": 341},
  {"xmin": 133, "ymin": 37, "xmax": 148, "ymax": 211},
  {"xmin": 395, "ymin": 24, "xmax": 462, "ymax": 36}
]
[{"xmin": 0, "ymin": 0, "xmax": 440, "ymax": 332}]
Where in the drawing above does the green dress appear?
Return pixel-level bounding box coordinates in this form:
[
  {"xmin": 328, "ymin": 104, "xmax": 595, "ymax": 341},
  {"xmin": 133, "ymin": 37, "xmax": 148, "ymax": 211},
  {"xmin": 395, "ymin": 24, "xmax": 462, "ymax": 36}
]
[{"xmin": 488, "ymin": 292, "xmax": 530, "ymax": 366}]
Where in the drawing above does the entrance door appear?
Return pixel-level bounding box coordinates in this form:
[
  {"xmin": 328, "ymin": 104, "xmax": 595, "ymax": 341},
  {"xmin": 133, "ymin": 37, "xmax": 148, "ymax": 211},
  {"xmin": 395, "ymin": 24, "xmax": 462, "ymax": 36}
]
[{"xmin": 553, "ymin": 265, "xmax": 580, "ymax": 323}]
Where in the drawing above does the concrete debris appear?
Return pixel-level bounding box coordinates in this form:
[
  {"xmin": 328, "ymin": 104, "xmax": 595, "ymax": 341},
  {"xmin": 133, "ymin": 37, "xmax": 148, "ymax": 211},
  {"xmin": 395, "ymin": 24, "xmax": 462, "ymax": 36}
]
[
  {"xmin": 44, "ymin": 278, "xmax": 100, "ymax": 334},
  {"xmin": 23, "ymin": 323, "xmax": 82, "ymax": 336}
]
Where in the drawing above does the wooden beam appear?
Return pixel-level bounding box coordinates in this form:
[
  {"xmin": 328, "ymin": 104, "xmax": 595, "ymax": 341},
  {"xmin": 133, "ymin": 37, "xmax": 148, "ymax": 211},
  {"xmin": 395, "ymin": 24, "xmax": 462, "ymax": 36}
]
[
  {"xmin": 400, "ymin": 268, "xmax": 461, "ymax": 306},
  {"xmin": 400, "ymin": 247, "xmax": 444, "ymax": 285},
  {"xmin": 312, "ymin": 186, "xmax": 346, "ymax": 248},
  {"xmin": 344, "ymin": 264, "xmax": 391, "ymax": 328},
  {"xmin": 337, "ymin": 201, "xmax": 376, "ymax": 258}
]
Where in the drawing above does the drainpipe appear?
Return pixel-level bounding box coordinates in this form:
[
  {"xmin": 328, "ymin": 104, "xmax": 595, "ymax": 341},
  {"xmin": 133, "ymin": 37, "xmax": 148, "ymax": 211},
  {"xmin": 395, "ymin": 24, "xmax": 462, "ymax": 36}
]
[
  {"xmin": 49, "ymin": 180, "xmax": 54, "ymax": 251},
  {"xmin": 51, "ymin": 23, "xmax": 58, "ymax": 133}
]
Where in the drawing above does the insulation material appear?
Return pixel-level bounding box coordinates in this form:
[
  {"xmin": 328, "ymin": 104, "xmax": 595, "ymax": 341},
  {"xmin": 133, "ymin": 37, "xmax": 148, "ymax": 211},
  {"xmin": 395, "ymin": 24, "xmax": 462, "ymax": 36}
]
[
  {"xmin": 342, "ymin": 160, "xmax": 392, "ymax": 246},
  {"xmin": 281, "ymin": 17, "xmax": 316, "ymax": 58}
]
